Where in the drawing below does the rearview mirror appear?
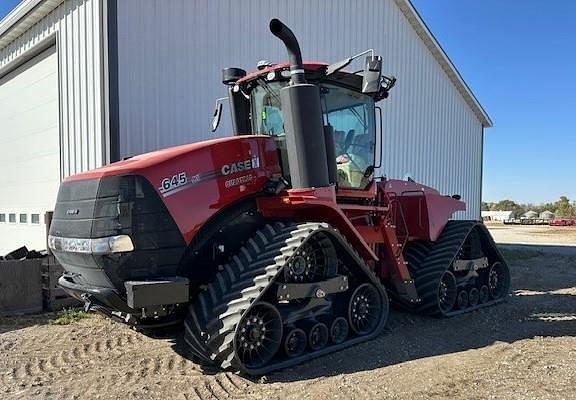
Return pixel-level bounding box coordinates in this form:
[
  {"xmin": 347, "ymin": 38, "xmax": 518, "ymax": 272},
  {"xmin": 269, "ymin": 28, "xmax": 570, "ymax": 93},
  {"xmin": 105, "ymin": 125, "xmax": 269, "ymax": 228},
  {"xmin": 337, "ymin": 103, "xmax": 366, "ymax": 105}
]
[
  {"xmin": 362, "ymin": 56, "xmax": 382, "ymax": 94},
  {"xmin": 211, "ymin": 98, "xmax": 227, "ymax": 132},
  {"xmin": 326, "ymin": 57, "xmax": 352, "ymax": 76},
  {"xmin": 326, "ymin": 49, "xmax": 376, "ymax": 76}
]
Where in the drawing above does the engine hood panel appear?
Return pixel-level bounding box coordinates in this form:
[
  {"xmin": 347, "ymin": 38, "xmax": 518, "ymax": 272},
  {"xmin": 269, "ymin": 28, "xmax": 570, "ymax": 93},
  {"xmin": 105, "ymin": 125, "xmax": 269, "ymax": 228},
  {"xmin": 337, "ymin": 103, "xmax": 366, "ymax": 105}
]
[
  {"xmin": 65, "ymin": 136, "xmax": 276, "ymax": 182},
  {"xmin": 62, "ymin": 135, "xmax": 281, "ymax": 244}
]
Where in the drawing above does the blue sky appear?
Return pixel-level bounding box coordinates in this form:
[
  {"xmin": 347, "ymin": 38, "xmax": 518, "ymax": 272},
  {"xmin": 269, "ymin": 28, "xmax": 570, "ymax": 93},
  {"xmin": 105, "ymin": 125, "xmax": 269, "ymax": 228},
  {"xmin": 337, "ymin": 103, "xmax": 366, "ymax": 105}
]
[
  {"xmin": 412, "ymin": 0, "xmax": 576, "ymax": 204},
  {"xmin": 1, "ymin": 1, "xmax": 575, "ymax": 204},
  {"xmin": 0, "ymin": 0, "xmax": 19, "ymax": 21}
]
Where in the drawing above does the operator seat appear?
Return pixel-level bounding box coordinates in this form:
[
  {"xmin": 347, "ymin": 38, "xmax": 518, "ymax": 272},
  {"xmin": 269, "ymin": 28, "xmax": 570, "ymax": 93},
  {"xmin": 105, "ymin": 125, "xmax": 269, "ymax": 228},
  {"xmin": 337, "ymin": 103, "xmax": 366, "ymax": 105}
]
[
  {"xmin": 351, "ymin": 134, "xmax": 372, "ymax": 152},
  {"xmin": 333, "ymin": 130, "xmax": 345, "ymax": 154}
]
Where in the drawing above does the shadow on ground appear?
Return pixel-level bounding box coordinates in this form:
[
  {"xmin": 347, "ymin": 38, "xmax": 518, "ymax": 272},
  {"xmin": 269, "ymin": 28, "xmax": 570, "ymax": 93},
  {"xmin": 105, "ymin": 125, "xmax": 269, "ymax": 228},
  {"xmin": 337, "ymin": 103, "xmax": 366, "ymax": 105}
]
[
  {"xmin": 167, "ymin": 244, "xmax": 576, "ymax": 382},
  {"xmin": 265, "ymin": 244, "xmax": 576, "ymax": 382}
]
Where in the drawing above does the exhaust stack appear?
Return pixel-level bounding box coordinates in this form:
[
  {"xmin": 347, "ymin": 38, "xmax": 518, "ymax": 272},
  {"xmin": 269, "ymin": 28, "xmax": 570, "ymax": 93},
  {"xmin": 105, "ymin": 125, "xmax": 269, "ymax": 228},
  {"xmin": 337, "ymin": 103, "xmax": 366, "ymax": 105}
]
[
  {"xmin": 269, "ymin": 19, "xmax": 306, "ymax": 85},
  {"xmin": 269, "ymin": 19, "xmax": 329, "ymax": 189}
]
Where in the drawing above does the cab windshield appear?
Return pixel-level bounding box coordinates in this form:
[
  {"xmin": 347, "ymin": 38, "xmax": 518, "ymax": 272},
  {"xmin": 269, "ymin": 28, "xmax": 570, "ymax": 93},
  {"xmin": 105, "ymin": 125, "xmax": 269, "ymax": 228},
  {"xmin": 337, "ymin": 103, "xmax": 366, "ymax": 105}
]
[{"xmin": 250, "ymin": 80, "xmax": 376, "ymax": 189}]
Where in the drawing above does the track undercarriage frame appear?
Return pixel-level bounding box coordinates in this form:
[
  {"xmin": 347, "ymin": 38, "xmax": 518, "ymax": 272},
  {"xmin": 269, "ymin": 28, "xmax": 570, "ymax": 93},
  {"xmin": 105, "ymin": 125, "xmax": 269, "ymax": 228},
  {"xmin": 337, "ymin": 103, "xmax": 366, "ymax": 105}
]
[{"xmin": 177, "ymin": 181, "xmax": 509, "ymax": 374}]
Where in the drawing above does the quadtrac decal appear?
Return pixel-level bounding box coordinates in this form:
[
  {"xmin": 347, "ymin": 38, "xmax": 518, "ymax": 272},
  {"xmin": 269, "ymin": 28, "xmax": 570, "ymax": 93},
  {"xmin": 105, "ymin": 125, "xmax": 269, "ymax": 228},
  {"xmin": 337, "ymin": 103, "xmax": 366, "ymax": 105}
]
[{"xmin": 158, "ymin": 156, "xmax": 260, "ymax": 197}]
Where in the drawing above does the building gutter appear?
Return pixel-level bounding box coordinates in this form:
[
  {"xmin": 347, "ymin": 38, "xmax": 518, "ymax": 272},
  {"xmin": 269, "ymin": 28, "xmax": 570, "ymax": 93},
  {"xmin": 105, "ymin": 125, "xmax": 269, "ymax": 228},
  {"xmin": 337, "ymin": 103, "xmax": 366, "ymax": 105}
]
[{"xmin": 0, "ymin": 0, "xmax": 64, "ymax": 50}]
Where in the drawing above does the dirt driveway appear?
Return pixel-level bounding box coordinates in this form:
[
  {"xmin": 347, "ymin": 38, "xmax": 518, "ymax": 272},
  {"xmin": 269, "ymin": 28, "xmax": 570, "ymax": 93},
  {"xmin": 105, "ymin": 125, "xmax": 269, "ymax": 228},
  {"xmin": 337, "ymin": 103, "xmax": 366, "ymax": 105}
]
[
  {"xmin": 1, "ymin": 247, "xmax": 575, "ymax": 400},
  {"xmin": 487, "ymin": 223, "xmax": 576, "ymax": 245}
]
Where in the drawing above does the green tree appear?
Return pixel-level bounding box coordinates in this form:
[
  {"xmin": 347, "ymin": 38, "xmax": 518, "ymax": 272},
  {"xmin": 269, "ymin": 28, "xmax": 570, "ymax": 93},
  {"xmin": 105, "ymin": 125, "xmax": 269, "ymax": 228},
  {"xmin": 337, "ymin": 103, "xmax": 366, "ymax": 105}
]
[
  {"xmin": 555, "ymin": 196, "xmax": 576, "ymax": 218},
  {"xmin": 490, "ymin": 199, "xmax": 526, "ymax": 218},
  {"xmin": 532, "ymin": 202, "xmax": 555, "ymax": 214}
]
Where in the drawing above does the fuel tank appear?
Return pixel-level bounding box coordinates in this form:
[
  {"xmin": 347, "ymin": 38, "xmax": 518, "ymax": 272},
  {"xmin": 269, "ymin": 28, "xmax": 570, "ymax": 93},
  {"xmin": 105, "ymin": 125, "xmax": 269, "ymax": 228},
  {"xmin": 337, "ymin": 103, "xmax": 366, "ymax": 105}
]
[{"xmin": 49, "ymin": 135, "xmax": 281, "ymax": 295}]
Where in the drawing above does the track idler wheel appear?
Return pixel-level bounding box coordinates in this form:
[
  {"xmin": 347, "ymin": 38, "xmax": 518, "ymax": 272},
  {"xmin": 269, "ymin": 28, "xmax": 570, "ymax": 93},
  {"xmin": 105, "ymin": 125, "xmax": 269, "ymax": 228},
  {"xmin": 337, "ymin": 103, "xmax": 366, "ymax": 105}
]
[
  {"xmin": 437, "ymin": 271, "xmax": 457, "ymax": 314},
  {"xmin": 284, "ymin": 328, "xmax": 307, "ymax": 358},
  {"xmin": 308, "ymin": 322, "xmax": 329, "ymax": 351},
  {"xmin": 234, "ymin": 302, "xmax": 283, "ymax": 370},
  {"xmin": 348, "ymin": 283, "xmax": 383, "ymax": 335},
  {"xmin": 468, "ymin": 287, "xmax": 480, "ymax": 307},
  {"xmin": 330, "ymin": 317, "xmax": 349, "ymax": 344},
  {"xmin": 285, "ymin": 232, "xmax": 337, "ymax": 283},
  {"xmin": 479, "ymin": 285, "xmax": 490, "ymax": 304},
  {"xmin": 456, "ymin": 290, "xmax": 469, "ymax": 310},
  {"xmin": 488, "ymin": 262, "xmax": 510, "ymax": 300}
]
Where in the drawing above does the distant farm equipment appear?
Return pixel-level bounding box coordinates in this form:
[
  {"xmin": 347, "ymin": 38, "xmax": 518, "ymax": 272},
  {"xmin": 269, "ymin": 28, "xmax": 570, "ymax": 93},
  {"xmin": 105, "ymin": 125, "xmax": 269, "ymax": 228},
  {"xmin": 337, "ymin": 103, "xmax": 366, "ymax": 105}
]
[
  {"xmin": 504, "ymin": 219, "xmax": 550, "ymax": 226},
  {"xmin": 503, "ymin": 218, "xmax": 576, "ymax": 226},
  {"xmin": 549, "ymin": 219, "xmax": 576, "ymax": 227}
]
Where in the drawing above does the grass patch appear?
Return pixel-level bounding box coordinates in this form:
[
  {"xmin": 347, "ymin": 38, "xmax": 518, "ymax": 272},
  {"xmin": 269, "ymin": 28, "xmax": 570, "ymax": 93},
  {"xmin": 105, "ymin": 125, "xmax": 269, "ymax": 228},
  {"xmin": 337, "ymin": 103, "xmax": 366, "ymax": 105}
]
[
  {"xmin": 499, "ymin": 248, "xmax": 543, "ymax": 261},
  {"xmin": 49, "ymin": 308, "xmax": 91, "ymax": 325}
]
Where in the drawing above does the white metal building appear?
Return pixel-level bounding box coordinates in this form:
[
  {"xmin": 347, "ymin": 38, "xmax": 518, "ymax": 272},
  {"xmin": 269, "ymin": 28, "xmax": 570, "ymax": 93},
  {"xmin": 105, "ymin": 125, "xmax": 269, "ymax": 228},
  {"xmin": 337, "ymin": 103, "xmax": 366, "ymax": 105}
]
[
  {"xmin": 481, "ymin": 211, "xmax": 514, "ymax": 222},
  {"xmin": 522, "ymin": 211, "xmax": 539, "ymax": 219},
  {"xmin": 0, "ymin": 0, "xmax": 492, "ymax": 253}
]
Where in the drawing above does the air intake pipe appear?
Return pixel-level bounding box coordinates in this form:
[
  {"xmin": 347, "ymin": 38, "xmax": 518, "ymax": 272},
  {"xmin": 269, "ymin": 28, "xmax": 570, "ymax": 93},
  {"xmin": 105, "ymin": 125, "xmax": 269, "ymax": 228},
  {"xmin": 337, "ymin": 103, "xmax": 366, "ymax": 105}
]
[{"xmin": 269, "ymin": 19, "xmax": 330, "ymax": 189}]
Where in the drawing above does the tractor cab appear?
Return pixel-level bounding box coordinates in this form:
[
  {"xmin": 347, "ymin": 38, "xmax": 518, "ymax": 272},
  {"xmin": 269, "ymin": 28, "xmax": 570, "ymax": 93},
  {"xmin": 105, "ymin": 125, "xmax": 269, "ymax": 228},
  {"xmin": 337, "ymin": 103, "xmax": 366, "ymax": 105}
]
[{"xmin": 218, "ymin": 56, "xmax": 396, "ymax": 190}]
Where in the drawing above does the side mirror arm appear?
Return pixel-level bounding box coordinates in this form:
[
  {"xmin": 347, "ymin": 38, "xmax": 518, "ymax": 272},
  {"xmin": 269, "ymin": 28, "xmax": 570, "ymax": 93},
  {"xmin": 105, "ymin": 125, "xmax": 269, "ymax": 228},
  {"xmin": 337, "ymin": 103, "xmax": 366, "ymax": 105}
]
[{"xmin": 211, "ymin": 97, "xmax": 228, "ymax": 132}]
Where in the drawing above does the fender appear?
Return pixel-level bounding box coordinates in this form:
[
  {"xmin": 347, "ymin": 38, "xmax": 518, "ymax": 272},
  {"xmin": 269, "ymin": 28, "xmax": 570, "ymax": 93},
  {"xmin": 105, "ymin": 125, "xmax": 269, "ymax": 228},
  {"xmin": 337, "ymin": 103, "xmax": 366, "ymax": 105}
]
[{"xmin": 256, "ymin": 186, "xmax": 378, "ymax": 262}]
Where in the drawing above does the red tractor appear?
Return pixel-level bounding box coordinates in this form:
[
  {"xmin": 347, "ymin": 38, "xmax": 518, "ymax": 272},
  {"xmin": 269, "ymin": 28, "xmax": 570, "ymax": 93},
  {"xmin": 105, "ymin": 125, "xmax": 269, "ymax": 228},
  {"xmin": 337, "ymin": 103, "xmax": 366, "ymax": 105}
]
[
  {"xmin": 48, "ymin": 20, "xmax": 509, "ymax": 375},
  {"xmin": 550, "ymin": 219, "xmax": 576, "ymax": 226}
]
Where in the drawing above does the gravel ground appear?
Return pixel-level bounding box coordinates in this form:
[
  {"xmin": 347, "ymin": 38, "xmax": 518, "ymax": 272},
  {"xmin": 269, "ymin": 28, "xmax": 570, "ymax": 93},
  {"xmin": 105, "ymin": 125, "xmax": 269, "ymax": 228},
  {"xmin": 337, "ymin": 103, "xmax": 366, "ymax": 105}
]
[
  {"xmin": 1, "ymin": 242, "xmax": 575, "ymax": 399},
  {"xmin": 486, "ymin": 223, "xmax": 576, "ymax": 245}
]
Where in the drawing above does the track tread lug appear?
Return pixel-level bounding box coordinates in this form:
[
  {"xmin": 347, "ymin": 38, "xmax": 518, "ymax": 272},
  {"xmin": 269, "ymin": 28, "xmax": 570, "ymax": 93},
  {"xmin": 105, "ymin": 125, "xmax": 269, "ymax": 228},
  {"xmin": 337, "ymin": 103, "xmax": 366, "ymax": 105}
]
[
  {"xmin": 402, "ymin": 221, "xmax": 508, "ymax": 317},
  {"xmin": 182, "ymin": 221, "xmax": 389, "ymax": 375}
]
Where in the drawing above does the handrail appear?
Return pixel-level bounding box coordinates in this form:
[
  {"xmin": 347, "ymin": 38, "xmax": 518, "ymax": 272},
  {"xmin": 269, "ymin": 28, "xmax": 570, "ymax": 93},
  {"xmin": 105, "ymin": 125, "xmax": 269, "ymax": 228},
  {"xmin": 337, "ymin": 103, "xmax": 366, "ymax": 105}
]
[{"xmin": 384, "ymin": 192, "xmax": 409, "ymax": 258}]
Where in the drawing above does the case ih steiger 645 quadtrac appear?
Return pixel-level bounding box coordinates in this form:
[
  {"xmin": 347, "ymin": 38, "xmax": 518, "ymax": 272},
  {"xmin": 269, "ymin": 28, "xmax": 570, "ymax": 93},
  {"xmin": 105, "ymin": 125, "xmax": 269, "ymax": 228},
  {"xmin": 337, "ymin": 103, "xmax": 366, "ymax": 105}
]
[{"xmin": 49, "ymin": 19, "xmax": 509, "ymax": 375}]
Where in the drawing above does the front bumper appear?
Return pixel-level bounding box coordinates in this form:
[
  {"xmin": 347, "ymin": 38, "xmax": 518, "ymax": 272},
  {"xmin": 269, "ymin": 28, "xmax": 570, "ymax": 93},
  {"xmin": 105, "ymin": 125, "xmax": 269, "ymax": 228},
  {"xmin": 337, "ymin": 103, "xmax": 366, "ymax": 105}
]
[
  {"xmin": 58, "ymin": 275, "xmax": 133, "ymax": 314},
  {"xmin": 58, "ymin": 274, "xmax": 191, "ymax": 319}
]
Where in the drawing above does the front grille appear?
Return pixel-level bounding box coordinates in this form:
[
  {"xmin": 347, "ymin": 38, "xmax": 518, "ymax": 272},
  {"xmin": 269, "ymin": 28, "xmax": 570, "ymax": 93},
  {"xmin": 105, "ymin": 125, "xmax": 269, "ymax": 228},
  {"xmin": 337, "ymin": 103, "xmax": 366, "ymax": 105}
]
[{"xmin": 50, "ymin": 175, "xmax": 186, "ymax": 293}]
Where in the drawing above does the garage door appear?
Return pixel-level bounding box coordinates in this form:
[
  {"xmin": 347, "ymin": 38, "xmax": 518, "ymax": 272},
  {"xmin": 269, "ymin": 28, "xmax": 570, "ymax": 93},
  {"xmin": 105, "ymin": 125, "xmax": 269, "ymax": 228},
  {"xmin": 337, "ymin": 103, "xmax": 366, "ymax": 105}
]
[{"xmin": 0, "ymin": 47, "xmax": 60, "ymax": 255}]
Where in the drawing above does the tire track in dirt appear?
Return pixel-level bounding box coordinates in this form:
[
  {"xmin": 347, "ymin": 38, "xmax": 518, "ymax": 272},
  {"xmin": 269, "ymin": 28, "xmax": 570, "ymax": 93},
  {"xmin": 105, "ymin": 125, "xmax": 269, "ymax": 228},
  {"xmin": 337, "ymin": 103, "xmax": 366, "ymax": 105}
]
[
  {"xmin": 182, "ymin": 388, "xmax": 204, "ymax": 400},
  {"xmin": 119, "ymin": 354, "xmax": 203, "ymax": 385},
  {"xmin": 19, "ymin": 368, "xmax": 251, "ymax": 400},
  {"xmin": 0, "ymin": 331, "xmax": 146, "ymax": 390},
  {"xmin": 0, "ymin": 327, "xmax": 253, "ymax": 400},
  {"xmin": 194, "ymin": 373, "xmax": 251, "ymax": 400},
  {"xmin": 53, "ymin": 351, "xmax": 203, "ymax": 399},
  {"xmin": 62, "ymin": 355, "xmax": 251, "ymax": 400},
  {"xmin": 0, "ymin": 338, "xmax": 16, "ymax": 352}
]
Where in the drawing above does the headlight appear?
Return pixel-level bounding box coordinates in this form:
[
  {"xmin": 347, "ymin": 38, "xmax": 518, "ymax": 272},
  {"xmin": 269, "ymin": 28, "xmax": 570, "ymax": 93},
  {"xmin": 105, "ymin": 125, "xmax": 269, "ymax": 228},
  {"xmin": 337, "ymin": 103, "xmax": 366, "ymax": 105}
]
[{"xmin": 48, "ymin": 235, "xmax": 134, "ymax": 254}]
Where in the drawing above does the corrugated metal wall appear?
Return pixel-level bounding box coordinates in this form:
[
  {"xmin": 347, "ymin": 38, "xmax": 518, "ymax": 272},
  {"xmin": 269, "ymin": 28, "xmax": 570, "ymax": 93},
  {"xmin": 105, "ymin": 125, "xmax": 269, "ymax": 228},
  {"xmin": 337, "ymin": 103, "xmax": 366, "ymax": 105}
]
[
  {"xmin": 0, "ymin": 0, "xmax": 106, "ymax": 178},
  {"xmin": 115, "ymin": 0, "xmax": 483, "ymax": 220}
]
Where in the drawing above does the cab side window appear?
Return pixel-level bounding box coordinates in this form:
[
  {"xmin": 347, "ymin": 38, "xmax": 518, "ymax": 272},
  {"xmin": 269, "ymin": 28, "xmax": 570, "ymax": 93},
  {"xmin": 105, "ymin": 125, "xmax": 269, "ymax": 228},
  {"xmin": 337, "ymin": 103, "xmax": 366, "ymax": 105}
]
[{"xmin": 327, "ymin": 104, "xmax": 375, "ymax": 189}]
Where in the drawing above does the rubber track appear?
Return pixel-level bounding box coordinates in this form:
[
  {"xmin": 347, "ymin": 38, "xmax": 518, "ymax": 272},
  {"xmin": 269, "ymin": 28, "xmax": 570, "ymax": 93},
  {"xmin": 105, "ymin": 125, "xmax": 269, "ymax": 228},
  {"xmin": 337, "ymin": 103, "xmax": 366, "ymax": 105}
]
[
  {"xmin": 404, "ymin": 220, "xmax": 508, "ymax": 317},
  {"xmin": 183, "ymin": 221, "xmax": 387, "ymax": 375}
]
